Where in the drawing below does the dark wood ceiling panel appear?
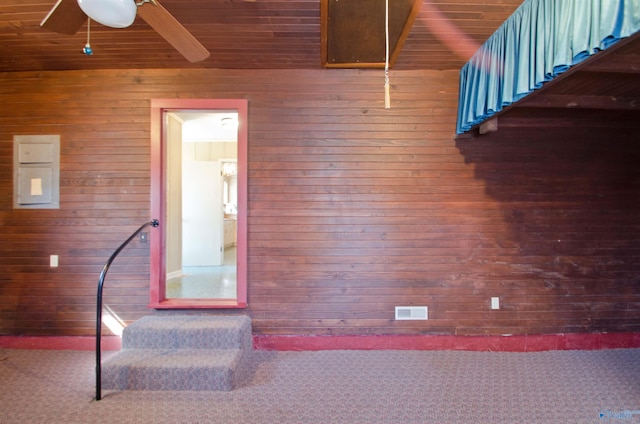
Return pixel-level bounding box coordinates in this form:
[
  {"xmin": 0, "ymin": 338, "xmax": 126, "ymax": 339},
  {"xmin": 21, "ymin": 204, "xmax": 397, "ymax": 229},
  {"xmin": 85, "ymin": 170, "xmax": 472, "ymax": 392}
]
[{"xmin": 321, "ymin": 0, "xmax": 421, "ymax": 68}]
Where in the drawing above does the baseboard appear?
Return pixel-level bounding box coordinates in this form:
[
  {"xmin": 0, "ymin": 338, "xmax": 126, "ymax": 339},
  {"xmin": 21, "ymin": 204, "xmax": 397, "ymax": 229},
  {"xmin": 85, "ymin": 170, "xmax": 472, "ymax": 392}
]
[
  {"xmin": 2, "ymin": 332, "xmax": 639, "ymax": 352},
  {"xmin": 166, "ymin": 269, "xmax": 185, "ymax": 280},
  {"xmin": 0, "ymin": 335, "xmax": 122, "ymax": 351},
  {"xmin": 253, "ymin": 332, "xmax": 640, "ymax": 352}
]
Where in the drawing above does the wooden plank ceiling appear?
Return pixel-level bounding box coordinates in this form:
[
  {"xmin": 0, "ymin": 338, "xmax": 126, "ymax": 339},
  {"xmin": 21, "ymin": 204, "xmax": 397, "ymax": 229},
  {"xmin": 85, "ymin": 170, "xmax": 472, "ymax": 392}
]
[
  {"xmin": 0, "ymin": 0, "xmax": 639, "ymax": 133},
  {"xmin": 0, "ymin": 0, "xmax": 524, "ymax": 71}
]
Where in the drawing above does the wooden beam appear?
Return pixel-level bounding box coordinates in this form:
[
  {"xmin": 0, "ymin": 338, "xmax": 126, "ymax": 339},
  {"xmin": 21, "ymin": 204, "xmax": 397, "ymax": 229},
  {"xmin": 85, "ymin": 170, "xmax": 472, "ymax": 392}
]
[
  {"xmin": 520, "ymin": 94, "xmax": 640, "ymax": 110},
  {"xmin": 478, "ymin": 118, "xmax": 498, "ymax": 134}
]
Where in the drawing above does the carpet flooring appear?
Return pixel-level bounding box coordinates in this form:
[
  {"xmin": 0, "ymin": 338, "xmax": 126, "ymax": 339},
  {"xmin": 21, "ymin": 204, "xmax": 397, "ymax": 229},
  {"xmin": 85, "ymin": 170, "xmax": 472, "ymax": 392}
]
[{"xmin": 1, "ymin": 347, "xmax": 639, "ymax": 423}]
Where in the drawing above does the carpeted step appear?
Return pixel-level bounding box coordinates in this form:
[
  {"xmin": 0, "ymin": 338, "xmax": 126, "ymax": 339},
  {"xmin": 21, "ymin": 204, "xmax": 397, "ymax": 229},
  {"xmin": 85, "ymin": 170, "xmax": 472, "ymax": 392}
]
[
  {"xmin": 122, "ymin": 315, "xmax": 252, "ymax": 351},
  {"xmin": 101, "ymin": 348, "xmax": 244, "ymax": 391},
  {"xmin": 102, "ymin": 315, "xmax": 253, "ymax": 392}
]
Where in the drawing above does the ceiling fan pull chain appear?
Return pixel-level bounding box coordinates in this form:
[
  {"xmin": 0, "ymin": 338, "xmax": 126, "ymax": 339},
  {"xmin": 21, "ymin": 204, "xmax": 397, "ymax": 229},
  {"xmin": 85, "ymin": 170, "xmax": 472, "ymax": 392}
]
[
  {"xmin": 384, "ymin": 0, "xmax": 390, "ymax": 109},
  {"xmin": 83, "ymin": 18, "xmax": 93, "ymax": 55}
]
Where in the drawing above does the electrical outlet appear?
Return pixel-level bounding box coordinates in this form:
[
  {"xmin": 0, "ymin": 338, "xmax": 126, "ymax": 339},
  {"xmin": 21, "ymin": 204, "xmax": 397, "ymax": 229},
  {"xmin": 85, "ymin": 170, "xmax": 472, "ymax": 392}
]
[
  {"xmin": 491, "ymin": 297, "xmax": 500, "ymax": 310},
  {"xmin": 50, "ymin": 255, "xmax": 58, "ymax": 267},
  {"xmin": 140, "ymin": 232, "xmax": 148, "ymax": 243}
]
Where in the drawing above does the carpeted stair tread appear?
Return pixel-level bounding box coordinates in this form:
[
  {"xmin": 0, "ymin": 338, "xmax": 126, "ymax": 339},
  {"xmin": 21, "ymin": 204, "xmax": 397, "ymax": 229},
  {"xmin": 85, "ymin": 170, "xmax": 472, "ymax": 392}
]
[
  {"xmin": 102, "ymin": 348, "xmax": 244, "ymax": 391},
  {"xmin": 122, "ymin": 315, "xmax": 252, "ymax": 350},
  {"xmin": 102, "ymin": 315, "xmax": 253, "ymax": 392}
]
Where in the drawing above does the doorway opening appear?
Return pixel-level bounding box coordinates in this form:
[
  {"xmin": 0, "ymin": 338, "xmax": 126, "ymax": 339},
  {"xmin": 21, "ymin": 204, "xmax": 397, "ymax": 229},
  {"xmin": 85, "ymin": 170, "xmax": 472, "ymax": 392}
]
[{"xmin": 149, "ymin": 99, "xmax": 247, "ymax": 308}]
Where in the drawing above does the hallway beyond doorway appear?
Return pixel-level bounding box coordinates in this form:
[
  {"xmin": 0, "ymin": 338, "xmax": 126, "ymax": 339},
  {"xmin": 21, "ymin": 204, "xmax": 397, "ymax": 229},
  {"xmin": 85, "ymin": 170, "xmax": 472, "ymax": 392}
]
[{"xmin": 166, "ymin": 247, "xmax": 237, "ymax": 299}]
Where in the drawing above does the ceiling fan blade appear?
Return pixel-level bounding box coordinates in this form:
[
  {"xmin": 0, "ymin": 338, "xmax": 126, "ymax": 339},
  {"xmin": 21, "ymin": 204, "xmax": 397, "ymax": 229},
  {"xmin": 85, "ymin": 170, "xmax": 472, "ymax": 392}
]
[
  {"xmin": 137, "ymin": 1, "xmax": 210, "ymax": 63},
  {"xmin": 41, "ymin": 0, "xmax": 87, "ymax": 35}
]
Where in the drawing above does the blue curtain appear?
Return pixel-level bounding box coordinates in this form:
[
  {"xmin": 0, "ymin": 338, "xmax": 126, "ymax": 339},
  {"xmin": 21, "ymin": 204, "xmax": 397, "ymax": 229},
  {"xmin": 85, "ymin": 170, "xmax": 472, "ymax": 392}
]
[{"xmin": 456, "ymin": 0, "xmax": 640, "ymax": 134}]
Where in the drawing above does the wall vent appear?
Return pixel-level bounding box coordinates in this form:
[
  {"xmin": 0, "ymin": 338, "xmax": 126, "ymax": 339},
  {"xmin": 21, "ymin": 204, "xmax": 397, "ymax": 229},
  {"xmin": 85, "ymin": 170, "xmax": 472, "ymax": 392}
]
[{"xmin": 395, "ymin": 306, "xmax": 428, "ymax": 320}]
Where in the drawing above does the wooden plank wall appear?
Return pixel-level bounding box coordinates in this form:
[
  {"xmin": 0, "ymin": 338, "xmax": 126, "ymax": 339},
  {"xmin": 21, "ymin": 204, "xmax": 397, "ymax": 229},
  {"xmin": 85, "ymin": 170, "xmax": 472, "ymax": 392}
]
[
  {"xmin": 454, "ymin": 126, "xmax": 640, "ymax": 335},
  {"xmin": 0, "ymin": 68, "xmax": 639, "ymax": 337}
]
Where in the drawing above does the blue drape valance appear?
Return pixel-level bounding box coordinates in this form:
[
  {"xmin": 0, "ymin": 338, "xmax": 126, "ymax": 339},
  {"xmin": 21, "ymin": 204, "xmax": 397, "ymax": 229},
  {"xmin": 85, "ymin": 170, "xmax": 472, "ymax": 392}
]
[{"xmin": 456, "ymin": 0, "xmax": 640, "ymax": 134}]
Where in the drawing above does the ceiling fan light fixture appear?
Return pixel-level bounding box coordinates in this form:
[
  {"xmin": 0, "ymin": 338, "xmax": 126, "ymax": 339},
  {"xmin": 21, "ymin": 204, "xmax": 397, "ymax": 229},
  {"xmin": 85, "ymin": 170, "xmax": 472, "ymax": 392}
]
[{"xmin": 77, "ymin": 0, "xmax": 137, "ymax": 29}]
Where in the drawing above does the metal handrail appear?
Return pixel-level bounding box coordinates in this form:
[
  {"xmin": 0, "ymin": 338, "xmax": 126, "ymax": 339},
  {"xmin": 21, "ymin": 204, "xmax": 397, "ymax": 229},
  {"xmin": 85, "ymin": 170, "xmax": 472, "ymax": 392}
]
[{"xmin": 95, "ymin": 219, "xmax": 159, "ymax": 401}]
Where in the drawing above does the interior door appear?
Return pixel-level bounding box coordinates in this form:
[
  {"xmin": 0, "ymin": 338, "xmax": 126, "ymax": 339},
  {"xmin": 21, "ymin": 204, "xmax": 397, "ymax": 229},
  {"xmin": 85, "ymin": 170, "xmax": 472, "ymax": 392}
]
[
  {"xmin": 182, "ymin": 160, "xmax": 224, "ymax": 266},
  {"xmin": 149, "ymin": 98, "xmax": 248, "ymax": 309}
]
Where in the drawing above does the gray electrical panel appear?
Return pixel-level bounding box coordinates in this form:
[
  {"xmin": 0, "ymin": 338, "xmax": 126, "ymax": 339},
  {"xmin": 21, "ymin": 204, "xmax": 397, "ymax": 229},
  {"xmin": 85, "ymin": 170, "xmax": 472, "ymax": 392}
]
[{"xmin": 14, "ymin": 135, "xmax": 60, "ymax": 209}]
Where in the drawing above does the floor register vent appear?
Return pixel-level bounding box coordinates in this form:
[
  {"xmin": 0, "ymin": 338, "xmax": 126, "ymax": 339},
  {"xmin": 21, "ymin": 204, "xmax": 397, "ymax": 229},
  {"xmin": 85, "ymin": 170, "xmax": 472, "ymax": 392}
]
[{"xmin": 395, "ymin": 306, "xmax": 428, "ymax": 320}]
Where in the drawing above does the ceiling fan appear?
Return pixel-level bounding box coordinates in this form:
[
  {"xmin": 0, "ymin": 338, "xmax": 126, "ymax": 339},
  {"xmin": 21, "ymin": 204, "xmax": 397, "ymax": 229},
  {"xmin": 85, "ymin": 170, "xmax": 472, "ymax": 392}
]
[{"xmin": 41, "ymin": 0, "xmax": 210, "ymax": 63}]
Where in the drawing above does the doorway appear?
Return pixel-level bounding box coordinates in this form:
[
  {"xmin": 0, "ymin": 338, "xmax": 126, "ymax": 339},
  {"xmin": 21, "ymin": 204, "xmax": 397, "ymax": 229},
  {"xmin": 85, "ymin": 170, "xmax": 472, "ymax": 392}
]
[{"xmin": 149, "ymin": 99, "xmax": 247, "ymax": 309}]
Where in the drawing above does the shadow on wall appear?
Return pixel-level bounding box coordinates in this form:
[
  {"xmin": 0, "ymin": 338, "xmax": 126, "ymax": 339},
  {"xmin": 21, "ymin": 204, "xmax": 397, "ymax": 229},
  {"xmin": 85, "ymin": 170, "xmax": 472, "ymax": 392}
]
[{"xmin": 455, "ymin": 127, "xmax": 640, "ymax": 332}]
